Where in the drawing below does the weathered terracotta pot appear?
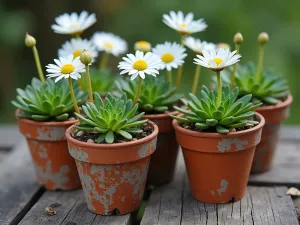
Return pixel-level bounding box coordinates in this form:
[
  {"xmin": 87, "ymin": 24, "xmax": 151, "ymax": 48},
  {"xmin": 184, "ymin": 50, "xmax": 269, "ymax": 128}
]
[
  {"xmin": 251, "ymin": 95, "xmax": 293, "ymax": 173},
  {"xmin": 143, "ymin": 112, "xmax": 179, "ymax": 186},
  {"xmin": 17, "ymin": 113, "xmax": 81, "ymax": 191},
  {"xmin": 173, "ymin": 113, "xmax": 265, "ymax": 203},
  {"xmin": 66, "ymin": 121, "xmax": 159, "ymax": 215}
]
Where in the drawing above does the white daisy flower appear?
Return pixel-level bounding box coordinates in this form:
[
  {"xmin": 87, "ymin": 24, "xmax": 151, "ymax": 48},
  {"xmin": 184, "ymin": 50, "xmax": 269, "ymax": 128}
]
[
  {"xmin": 92, "ymin": 32, "xmax": 127, "ymax": 56},
  {"xmin": 184, "ymin": 37, "xmax": 215, "ymax": 55},
  {"xmin": 46, "ymin": 55, "xmax": 85, "ymax": 83},
  {"xmin": 51, "ymin": 11, "xmax": 96, "ymax": 36},
  {"xmin": 152, "ymin": 42, "xmax": 187, "ymax": 71},
  {"xmin": 118, "ymin": 51, "xmax": 162, "ymax": 80},
  {"xmin": 194, "ymin": 48, "xmax": 241, "ymax": 71},
  {"xmin": 58, "ymin": 38, "xmax": 98, "ymax": 62},
  {"xmin": 163, "ymin": 11, "xmax": 207, "ymax": 35}
]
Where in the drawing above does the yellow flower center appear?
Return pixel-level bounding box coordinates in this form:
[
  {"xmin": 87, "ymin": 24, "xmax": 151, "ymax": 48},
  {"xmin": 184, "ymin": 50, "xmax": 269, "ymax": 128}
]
[
  {"xmin": 213, "ymin": 57, "xmax": 224, "ymax": 66},
  {"xmin": 137, "ymin": 41, "xmax": 150, "ymax": 46},
  {"xmin": 133, "ymin": 60, "xmax": 147, "ymax": 71},
  {"xmin": 73, "ymin": 50, "xmax": 82, "ymax": 59},
  {"xmin": 161, "ymin": 53, "xmax": 174, "ymax": 63},
  {"xmin": 72, "ymin": 24, "xmax": 78, "ymax": 28},
  {"xmin": 61, "ymin": 64, "xmax": 75, "ymax": 74},
  {"xmin": 104, "ymin": 42, "xmax": 113, "ymax": 50},
  {"xmin": 181, "ymin": 23, "xmax": 187, "ymax": 28}
]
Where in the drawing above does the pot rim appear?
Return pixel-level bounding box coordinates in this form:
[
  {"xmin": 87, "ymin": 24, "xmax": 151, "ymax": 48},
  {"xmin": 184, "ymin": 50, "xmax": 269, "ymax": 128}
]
[
  {"xmin": 65, "ymin": 120, "xmax": 159, "ymax": 149},
  {"xmin": 142, "ymin": 110, "xmax": 178, "ymax": 120},
  {"xmin": 256, "ymin": 94, "xmax": 293, "ymax": 112},
  {"xmin": 16, "ymin": 109, "xmax": 78, "ymax": 127},
  {"xmin": 172, "ymin": 112, "xmax": 265, "ymax": 139}
]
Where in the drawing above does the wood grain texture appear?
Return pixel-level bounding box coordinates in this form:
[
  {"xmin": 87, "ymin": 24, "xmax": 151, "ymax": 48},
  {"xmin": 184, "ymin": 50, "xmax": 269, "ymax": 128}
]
[
  {"xmin": 249, "ymin": 141, "xmax": 300, "ymax": 187},
  {"xmin": 0, "ymin": 139, "xmax": 42, "ymax": 225},
  {"xmin": 0, "ymin": 125, "xmax": 22, "ymax": 150},
  {"xmin": 141, "ymin": 152, "xmax": 299, "ymax": 225},
  {"xmin": 18, "ymin": 189, "xmax": 131, "ymax": 225}
]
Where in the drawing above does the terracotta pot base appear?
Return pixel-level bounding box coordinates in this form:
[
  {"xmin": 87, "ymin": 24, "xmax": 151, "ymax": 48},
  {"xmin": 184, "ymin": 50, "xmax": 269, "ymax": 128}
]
[
  {"xmin": 66, "ymin": 121, "xmax": 159, "ymax": 215},
  {"xmin": 173, "ymin": 113, "xmax": 265, "ymax": 203},
  {"xmin": 143, "ymin": 112, "xmax": 179, "ymax": 186},
  {"xmin": 17, "ymin": 113, "xmax": 81, "ymax": 191},
  {"xmin": 252, "ymin": 95, "xmax": 293, "ymax": 173}
]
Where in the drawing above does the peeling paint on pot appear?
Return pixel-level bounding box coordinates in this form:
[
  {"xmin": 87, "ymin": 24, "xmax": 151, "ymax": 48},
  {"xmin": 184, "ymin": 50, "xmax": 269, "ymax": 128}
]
[
  {"xmin": 217, "ymin": 138, "xmax": 248, "ymax": 152},
  {"xmin": 37, "ymin": 126, "xmax": 66, "ymax": 141},
  {"xmin": 174, "ymin": 112, "xmax": 265, "ymax": 203},
  {"xmin": 16, "ymin": 114, "xmax": 81, "ymax": 191},
  {"xmin": 66, "ymin": 121, "xmax": 159, "ymax": 215}
]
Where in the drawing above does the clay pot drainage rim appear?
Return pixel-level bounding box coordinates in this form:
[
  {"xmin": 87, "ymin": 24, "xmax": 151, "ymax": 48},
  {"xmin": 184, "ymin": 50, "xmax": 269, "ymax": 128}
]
[
  {"xmin": 65, "ymin": 120, "xmax": 159, "ymax": 148},
  {"xmin": 172, "ymin": 112, "xmax": 265, "ymax": 139}
]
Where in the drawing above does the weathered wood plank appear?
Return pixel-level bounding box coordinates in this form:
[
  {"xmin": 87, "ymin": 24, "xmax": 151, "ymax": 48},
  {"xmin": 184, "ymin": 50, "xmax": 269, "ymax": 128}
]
[
  {"xmin": 0, "ymin": 125, "xmax": 22, "ymax": 150},
  {"xmin": 19, "ymin": 189, "xmax": 131, "ymax": 225},
  {"xmin": 280, "ymin": 126, "xmax": 300, "ymax": 141},
  {"xmin": 141, "ymin": 151, "xmax": 299, "ymax": 225},
  {"xmin": 0, "ymin": 139, "xmax": 43, "ymax": 225},
  {"xmin": 249, "ymin": 141, "xmax": 300, "ymax": 187}
]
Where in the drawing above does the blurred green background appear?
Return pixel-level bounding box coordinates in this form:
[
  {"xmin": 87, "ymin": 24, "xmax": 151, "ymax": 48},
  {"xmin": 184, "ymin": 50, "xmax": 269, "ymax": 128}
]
[{"xmin": 0, "ymin": 0, "xmax": 299, "ymax": 124}]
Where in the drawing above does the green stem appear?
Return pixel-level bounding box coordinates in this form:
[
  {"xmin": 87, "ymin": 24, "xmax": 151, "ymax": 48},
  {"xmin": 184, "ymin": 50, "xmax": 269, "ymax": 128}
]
[
  {"xmin": 32, "ymin": 46, "xmax": 45, "ymax": 83},
  {"xmin": 133, "ymin": 77, "xmax": 142, "ymax": 107},
  {"xmin": 176, "ymin": 35, "xmax": 185, "ymax": 88},
  {"xmin": 68, "ymin": 78, "xmax": 80, "ymax": 114},
  {"xmin": 99, "ymin": 52, "xmax": 109, "ymax": 71},
  {"xmin": 85, "ymin": 65, "xmax": 93, "ymax": 102},
  {"xmin": 255, "ymin": 45, "xmax": 264, "ymax": 82},
  {"xmin": 78, "ymin": 73, "xmax": 84, "ymax": 90},
  {"xmin": 217, "ymin": 71, "xmax": 222, "ymax": 107},
  {"xmin": 180, "ymin": 35, "xmax": 184, "ymax": 46},
  {"xmin": 231, "ymin": 44, "xmax": 240, "ymax": 90},
  {"xmin": 168, "ymin": 70, "xmax": 173, "ymax": 88},
  {"xmin": 192, "ymin": 65, "xmax": 201, "ymax": 94}
]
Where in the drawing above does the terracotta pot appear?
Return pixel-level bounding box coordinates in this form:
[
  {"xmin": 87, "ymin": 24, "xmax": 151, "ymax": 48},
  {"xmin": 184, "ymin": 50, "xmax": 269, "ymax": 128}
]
[
  {"xmin": 143, "ymin": 112, "xmax": 179, "ymax": 186},
  {"xmin": 173, "ymin": 112, "xmax": 265, "ymax": 203},
  {"xmin": 251, "ymin": 95, "xmax": 293, "ymax": 173},
  {"xmin": 66, "ymin": 121, "xmax": 159, "ymax": 215},
  {"xmin": 16, "ymin": 113, "xmax": 81, "ymax": 191}
]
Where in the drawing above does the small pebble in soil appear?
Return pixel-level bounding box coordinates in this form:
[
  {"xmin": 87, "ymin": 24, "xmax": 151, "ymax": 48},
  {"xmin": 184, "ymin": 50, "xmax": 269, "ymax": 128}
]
[
  {"xmin": 87, "ymin": 139, "xmax": 95, "ymax": 143},
  {"xmin": 68, "ymin": 117, "xmax": 76, "ymax": 121},
  {"xmin": 45, "ymin": 207, "xmax": 56, "ymax": 216},
  {"xmin": 76, "ymin": 131, "xmax": 84, "ymax": 137}
]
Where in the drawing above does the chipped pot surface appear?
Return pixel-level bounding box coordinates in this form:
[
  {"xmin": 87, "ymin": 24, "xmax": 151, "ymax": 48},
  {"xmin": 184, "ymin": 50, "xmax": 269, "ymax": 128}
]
[
  {"xmin": 66, "ymin": 121, "xmax": 159, "ymax": 215},
  {"xmin": 252, "ymin": 95, "xmax": 293, "ymax": 173},
  {"xmin": 173, "ymin": 112, "xmax": 265, "ymax": 203},
  {"xmin": 16, "ymin": 111, "xmax": 81, "ymax": 190},
  {"xmin": 66, "ymin": 121, "xmax": 159, "ymax": 164}
]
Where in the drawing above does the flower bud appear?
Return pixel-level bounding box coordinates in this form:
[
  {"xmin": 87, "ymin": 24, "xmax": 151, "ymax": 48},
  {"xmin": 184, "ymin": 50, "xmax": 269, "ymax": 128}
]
[
  {"xmin": 134, "ymin": 41, "xmax": 151, "ymax": 53},
  {"xmin": 216, "ymin": 42, "xmax": 231, "ymax": 50},
  {"xmin": 234, "ymin": 32, "xmax": 243, "ymax": 44},
  {"xmin": 80, "ymin": 49, "xmax": 92, "ymax": 65},
  {"xmin": 258, "ymin": 32, "xmax": 269, "ymax": 45},
  {"xmin": 25, "ymin": 32, "xmax": 36, "ymax": 48}
]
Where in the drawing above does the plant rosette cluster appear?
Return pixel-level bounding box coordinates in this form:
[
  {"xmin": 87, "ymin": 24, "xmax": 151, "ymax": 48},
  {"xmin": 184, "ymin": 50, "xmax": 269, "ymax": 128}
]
[
  {"xmin": 221, "ymin": 62, "xmax": 290, "ymax": 105},
  {"xmin": 171, "ymin": 47, "xmax": 265, "ymax": 203},
  {"xmin": 12, "ymin": 78, "xmax": 87, "ymax": 121},
  {"xmin": 172, "ymin": 86, "xmax": 261, "ymax": 134}
]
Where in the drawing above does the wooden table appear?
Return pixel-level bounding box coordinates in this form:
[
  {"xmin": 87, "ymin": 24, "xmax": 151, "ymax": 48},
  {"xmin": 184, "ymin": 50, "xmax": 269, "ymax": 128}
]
[{"xmin": 0, "ymin": 125, "xmax": 299, "ymax": 225}]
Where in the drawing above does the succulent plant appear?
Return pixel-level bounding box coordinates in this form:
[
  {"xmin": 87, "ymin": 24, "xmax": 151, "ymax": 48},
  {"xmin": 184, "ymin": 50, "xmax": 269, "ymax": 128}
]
[
  {"xmin": 116, "ymin": 77, "xmax": 183, "ymax": 113},
  {"xmin": 82, "ymin": 68, "xmax": 117, "ymax": 96},
  {"xmin": 171, "ymin": 85, "xmax": 262, "ymax": 134},
  {"xmin": 12, "ymin": 78, "xmax": 87, "ymax": 121},
  {"xmin": 75, "ymin": 92, "xmax": 148, "ymax": 144},
  {"xmin": 221, "ymin": 62, "xmax": 289, "ymax": 105}
]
